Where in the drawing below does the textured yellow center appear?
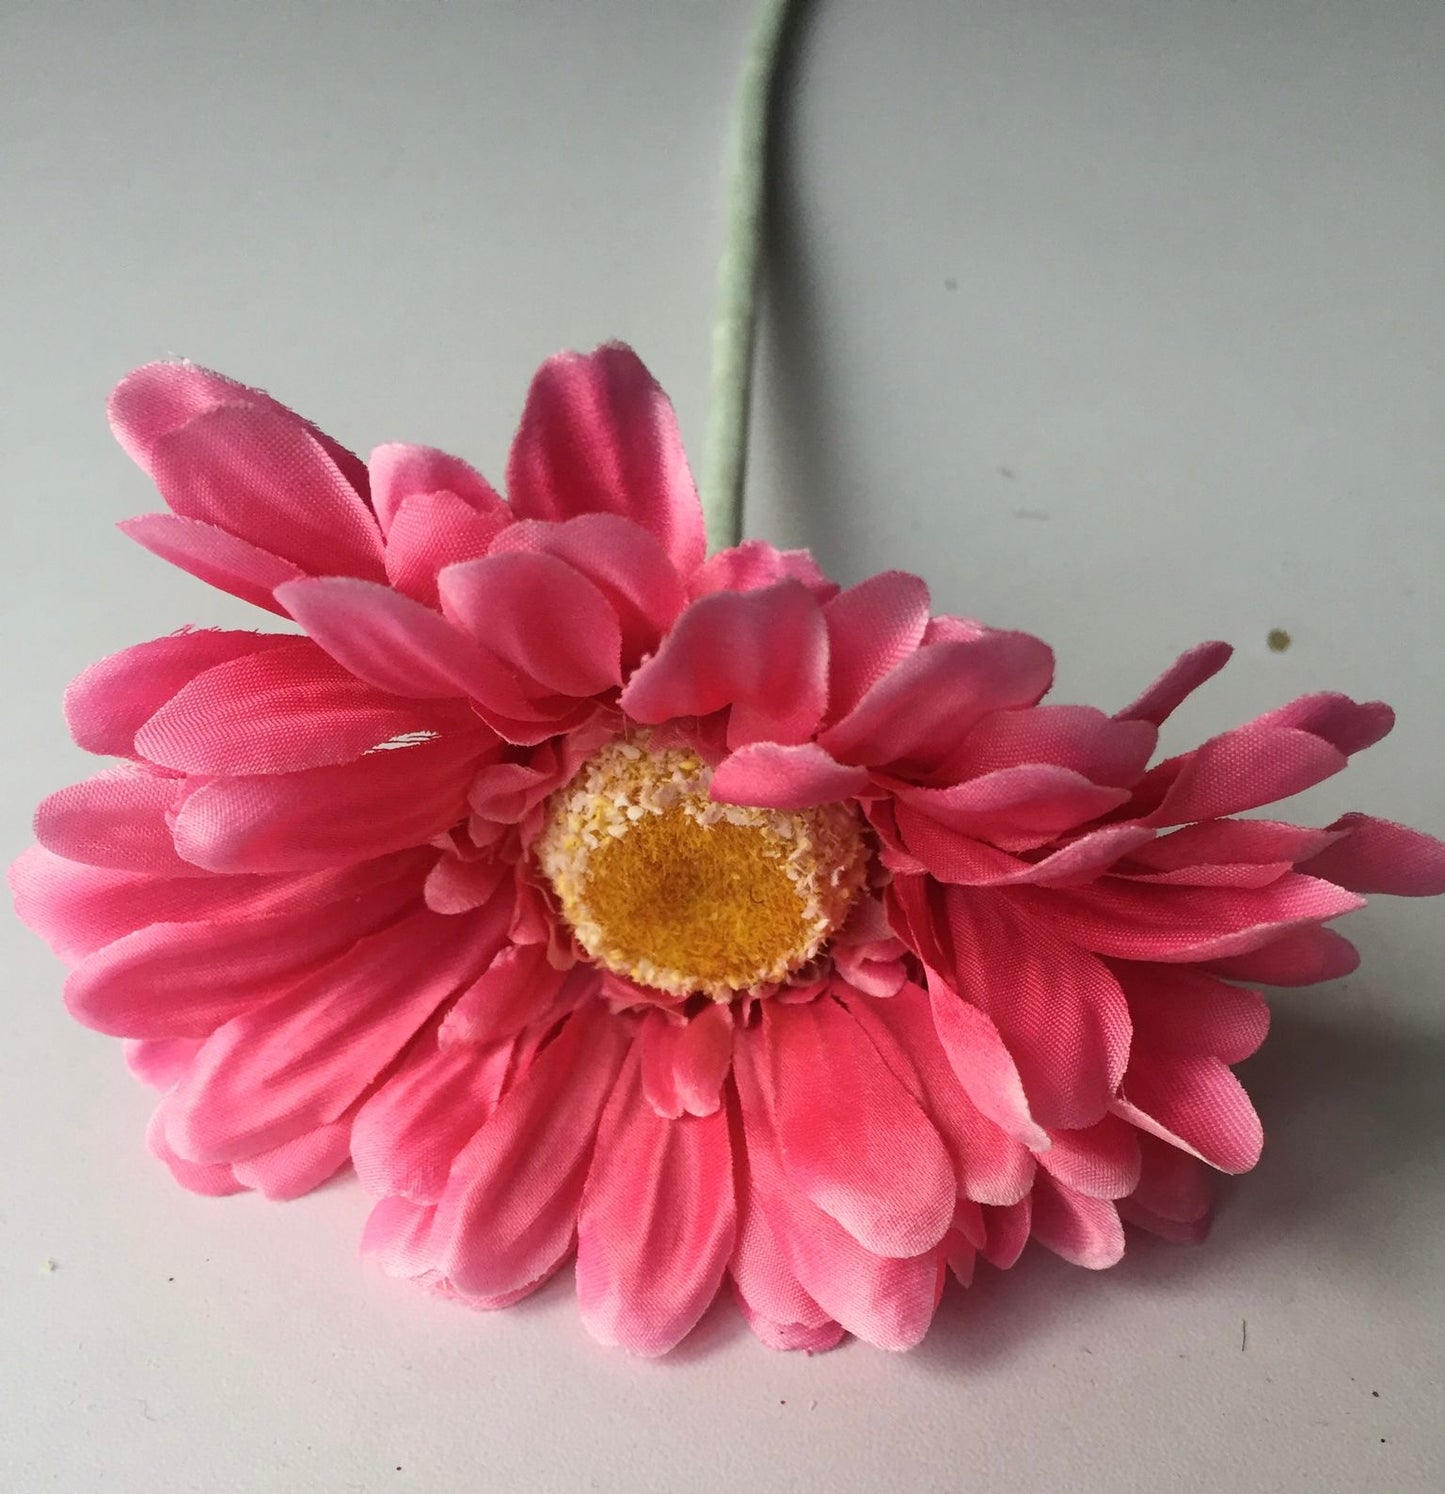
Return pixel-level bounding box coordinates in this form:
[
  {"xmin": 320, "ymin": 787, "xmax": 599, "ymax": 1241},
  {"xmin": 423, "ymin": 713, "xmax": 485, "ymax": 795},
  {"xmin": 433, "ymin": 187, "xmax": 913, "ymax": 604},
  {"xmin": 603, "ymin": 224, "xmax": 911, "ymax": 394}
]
[{"xmin": 535, "ymin": 739, "xmax": 867, "ymax": 999}]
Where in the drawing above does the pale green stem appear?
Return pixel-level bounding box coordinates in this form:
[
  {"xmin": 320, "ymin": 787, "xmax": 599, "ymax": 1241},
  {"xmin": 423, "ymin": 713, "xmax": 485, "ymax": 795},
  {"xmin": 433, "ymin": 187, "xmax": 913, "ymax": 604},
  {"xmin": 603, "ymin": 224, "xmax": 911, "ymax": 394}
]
[{"xmin": 700, "ymin": 0, "xmax": 801, "ymax": 553}]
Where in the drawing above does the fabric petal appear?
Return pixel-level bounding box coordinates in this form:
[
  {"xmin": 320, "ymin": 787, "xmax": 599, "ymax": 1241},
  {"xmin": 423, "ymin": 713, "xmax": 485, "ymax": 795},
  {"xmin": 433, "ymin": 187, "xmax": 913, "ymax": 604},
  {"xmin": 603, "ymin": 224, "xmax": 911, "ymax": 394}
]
[
  {"xmin": 367, "ymin": 442, "xmax": 507, "ymax": 534},
  {"xmin": 1037, "ymin": 1115, "xmax": 1142, "ymax": 1200},
  {"xmin": 638, "ymin": 1004, "xmax": 735, "ymax": 1119},
  {"xmin": 1113, "ymin": 1055, "xmax": 1263, "ymax": 1174},
  {"xmin": 438, "ymin": 941, "xmax": 574, "ymax": 1051},
  {"xmin": 1144, "ymin": 726, "xmax": 1347, "ymax": 826},
  {"xmin": 821, "ymin": 571, "xmax": 931, "ymax": 724},
  {"xmin": 940, "ymin": 705, "xmax": 1158, "ymax": 788},
  {"xmin": 709, "ymin": 742, "xmax": 869, "ymax": 810},
  {"xmin": 1115, "ymin": 641, "xmax": 1233, "ymax": 726},
  {"xmin": 229, "ymin": 1113, "xmax": 355, "ymax": 1200},
  {"xmin": 1029, "ymin": 1173, "xmax": 1126, "ymax": 1269},
  {"xmin": 1203, "ymin": 925, "xmax": 1359, "ymax": 986},
  {"xmin": 146, "ymin": 1103, "xmax": 243, "ymax": 1197},
  {"xmin": 35, "ymin": 767, "xmax": 189, "ymax": 874},
  {"xmin": 1117, "ymin": 963, "xmax": 1270, "ymax": 1063},
  {"xmin": 895, "ymin": 767, "xmax": 1130, "ymax": 853},
  {"xmin": 1296, "ymin": 813, "xmax": 1445, "ymax": 896},
  {"xmin": 980, "ymin": 1198, "xmax": 1032, "ymax": 1269},
  {"xmin": 118, "ymin": 514, "xmax": 306, "ymax": 615},
  {"xmin": 384, "ymin": 490, "xmax": 511, "ymax": 607},
  {"xmin": 689, "ymin": 540, "xmax": 837, "ymax": 601}
]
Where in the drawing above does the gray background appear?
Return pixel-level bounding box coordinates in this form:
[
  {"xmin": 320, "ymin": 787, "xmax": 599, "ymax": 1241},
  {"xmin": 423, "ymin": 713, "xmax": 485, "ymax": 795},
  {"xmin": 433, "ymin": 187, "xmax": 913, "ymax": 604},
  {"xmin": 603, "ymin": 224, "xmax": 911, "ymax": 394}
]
[{"xmin": 3, "ymin": 2, "xmax": 1442, "ymax": 1490}]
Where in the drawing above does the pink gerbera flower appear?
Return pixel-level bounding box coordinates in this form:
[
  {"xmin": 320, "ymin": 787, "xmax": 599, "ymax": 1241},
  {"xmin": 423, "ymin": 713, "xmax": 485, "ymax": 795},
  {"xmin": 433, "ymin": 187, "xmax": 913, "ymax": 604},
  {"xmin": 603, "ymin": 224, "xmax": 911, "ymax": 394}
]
[{"xmin": 14, "ymin": 344, "xmax": 1445, "ymax": 1355}]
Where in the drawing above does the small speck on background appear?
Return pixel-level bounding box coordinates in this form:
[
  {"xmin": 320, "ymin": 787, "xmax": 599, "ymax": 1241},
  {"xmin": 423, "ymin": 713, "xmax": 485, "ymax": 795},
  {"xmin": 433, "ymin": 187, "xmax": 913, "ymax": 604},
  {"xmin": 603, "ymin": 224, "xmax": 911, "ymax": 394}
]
[
  {"xmin": 1267, "ymin": 628, "xmax": 1292, "ymax": 652},
  {"xmin": 39, "ymin": 1259, "xmax": 58, "ymax": 1274}
]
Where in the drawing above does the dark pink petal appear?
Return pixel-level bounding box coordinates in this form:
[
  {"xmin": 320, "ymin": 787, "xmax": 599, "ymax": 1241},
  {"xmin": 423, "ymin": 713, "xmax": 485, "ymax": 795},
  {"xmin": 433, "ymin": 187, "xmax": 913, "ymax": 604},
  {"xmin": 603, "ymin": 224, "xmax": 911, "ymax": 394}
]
[
  {"xmin": 638, "ymin": 1004, "xmax": 734, "ymax": 1119},
  {"xmin": 1144, "ymin": 726, "xmax": 1347, "ymax": 826},
  {"xmin": 437, "ymin": 942, "xmax": 572, "ymax": 1050},
  {"xmin": 892, "ymin": 818, "xmax": 1156, "ymax": 888},
  {"xmin": 895, "ymin": 767, "xmax": 1130, "ymax": 852},
  {"xmin": 125, "ymin": 1036, "xmax": 204, "ymax": 1089},
  {"xmin": 367, "ymin": 443, "xmax": 506, "ymax": 535},
  {"xmin": 35, "ymin": 767, "xmax": 189, "ymax": 874},
  {"xmin": 64, "ymin": 873, "xmax": 421, "ymax": 1039},
  {"xmin": 689, "ymin": 540, "xmax": 838, "ymax": 601},
  {"xmin": 1113, "ymin": 1056, "xmax": 1263, "ymax": 1173},
  {"xmin": 1251, "ymin": 692, "xmax": 1395, "ymax": 756},
  {"xmin": 1029, "ymin": 1173, "xmax": 1125, "ymax": 1269},
  {"xmin": 171, "ymin": 730, "xmax": 489, "ymax": 873},
  {"xmin": 1037, "ymin": 1116, "xmax": 1141, "ymax": 1200},
  {"xmin": 65, "ymin": 630, "xmax": 293, "ymax": 757},
  {"xmin": 146, "ymin": 1104, "xmax": 243, "ymax": 1196},
  {"xmin": 1115, "ymin": 862, "xmax": 1295, "ymax": 890},
  {"xmin": 819, "ymin": 632, "xmax": 1055, "ymax": 772},
  {"xmin": 276, "ymin": 575, "xmax": 532, "ymax": 706},
  {"xmin": 149, "ymin": 403, "xmax": 384, "ymax": 580},
  {"xmin": 1203, "ymin": 925, "xmax": 1359, "ymax": 986},
  {"xmin": 942, "ymin": 889, "xmax": 1131, "ymax": 1130},
  {"xmin": 709, "ymin": 742, "xmax": 868, "ymax": 810},
  {"xmin": 229, "ymin": 1113, "xmax": 354, "ymax": 1200},
  {"xmin": 1130, "ymin": 1133, "xmax": 1213, "ymax": 1223},
  {"xmin": 134, "ymin": 637, "xmax": 468, "ymax": 774},
  {"xmin": 1296, "ymin": 813, "xmax": 1445, "ymax": 896},
  {"xmin": 489, "ymin": 514, "xmax": 686, "ymax": 668},
  {"xmin": 620, "ymin": 580, "xmax": 829, "ymax": 749},
  {"xmin": 438, "ymin": 551, "xmax": 623, "ymax": 697},
  {"xmin": 822, "ymin": 571, "xmax": 931, "ymax": 724},
  {"xmin": 422, "ymin": 854, "xmax": 509, "ymax": 915},
  {"xmin": 167, "ymin": 907, "xmax": 488, "ymax": 1163},
  {"xmin": 576, "ymin": 1045, "xmax": 736, "ymax": 1355},
  {"xmin": 1116, "ymin": 963, "xmax": 1270, "ymax": 1063},
  {"xmin": 384, "ymin": 491, "xmax": 511, "ymax": 607},
  {"xmin": 980, "ymin": 1198, "xmax": 1032, "ymax": 1269},
  {"xmin": 506, "ymin": 344, "xmax": 705, "ymax": 576},
  {"xmin": 1014, "ymin": 873, "xmax": 1365, "ymax": 964},
  {"xmin": 109, "ymin": 361, "xmax": 369, "ymax": 496},
  {"xmin": 758, "ymin": 998, "xmax": 955, "ymax": 1256},
  {"xmin": 1115, "ymin": 641, "xmax": 1232, "ymax": 725},
  {"xmin": 1131, "ymin": 818, "xmax": 1343, "ymax": 871},
  {"xmin": 119, "ymin": 514, "xmax": 306, "ymax": 614},
  {"xmin": 940, "ymin": 705, "xmax": 1158, "ymax": 788},
  {"xmin": 430, "ymin": 1004, "xmax": 631, "ymax": 1301}
]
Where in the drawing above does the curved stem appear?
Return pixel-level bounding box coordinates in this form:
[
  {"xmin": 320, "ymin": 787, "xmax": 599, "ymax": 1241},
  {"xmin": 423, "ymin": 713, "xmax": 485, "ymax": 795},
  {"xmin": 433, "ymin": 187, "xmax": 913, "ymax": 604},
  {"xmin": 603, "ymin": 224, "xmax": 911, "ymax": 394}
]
[{"xmin": 700, "ymin": 0, "xmax": 801, "ymax": 553}]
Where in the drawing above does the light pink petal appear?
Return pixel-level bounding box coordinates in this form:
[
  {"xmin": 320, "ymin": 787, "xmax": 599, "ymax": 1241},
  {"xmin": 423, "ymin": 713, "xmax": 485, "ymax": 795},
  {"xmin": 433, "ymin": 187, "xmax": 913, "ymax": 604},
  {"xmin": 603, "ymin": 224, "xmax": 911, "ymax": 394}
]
[
  {"xmin": 1113, "ymin": 1055, "xmax": 1263, "ymax": 1174},
  {"xmin": 729, "ymin": 1172, "xmax": 841, "ymax": 1351},
  {"xmin": 229, "ymin": 1113, "xmax": 354, "ymax": 1200},
  {"xmin": 638, "ymin": 1004, "xmax": 735, "ymax": 1119},
  {"xmin": 367, "ymin": 443, "xmax": 506, "ymax": 535},
  {"xmin": 65, "ymin": 630, "xmax": 293, "ymax": 757},
  {"xmin": 710, "ymin": 742, "xmax": 868, "ymax": 810},
  {"xmin": 125, "ymin": 1036, "xmax": 204, "ymax": 1090},
  {"xmin": 942, "ymin": 889, "xmax": 1131, "ymax": 1130},
  {"xmin": 360, "ymin": 1195, "xmax": 440, "ymax": 1279},
  {"xmin": 109, "ymin": 361, "xmax": 369, "ymax": 496},
  {"xmin": 35, "ymin": 767, "xmax": 189, "ymax": 874},
  {"xmin": 1296, "ymin": 813, "xmax": 1445, "ymax": 896},
  {"xmin": 1013, "ymin": 873, "xmax": 1365, "ymax": 964},
  {"xmin": 438, "ymin": 551, "xmax": 623, "ymax": 698},
  {"xmin": 576, "ymin": 1045, "xmax": 736, "ymax": 1355},
  {"xmin": 1115, "ymin": 641, "xmax": 1233, "ymax": 725},
  {"xmin": 1131, "ymin": 818, "xmax": 1343, "ymax": 871},
  {"xmin": 171, "ymin": 730, "xmax": 488, "ymax": 873},
  {"xmin": 276, "ymin": 575, "xmax": 529, "ymax": 706},
  {"xmin": 1029, "ymin": 1173, "xmax": 1125, "ymax": 1269},
  {"xmin": 1117, "ymin": 963, "xmax": 1270, "ymax": 1063},
  {"xmin": 689, "ymin": 540, "xmax": 838, "ymax": 601},
  {"xmin": 940, "ymin": 705, "xmax": 1158, "ymax": 788},
  {"xmin": 1144, "ymin": 726, "xmax": 1348, "ymax": 826},
  {"xmin": 821, "ymin": 571, "xmax": 931, "ymax": 724},
  {"xmin": 489, "ymin": 514, "xmax": 687, "ymax": 668},
  {"xmin": 980, "ymin": 1198, "xmax": 1032, "ymax": 1269},
  {"xmin": 167, "ymin": 907, "xmax": 487, "ymax": 1163},
  {"xmin": 118, "ymin": 513, "xmax": 306, "ymax": 614},
  {"xmin": 438, "ymin": 941, "xmax": 572, "ymax": 1050},
  {"xmin": 1037, "ymin": 1115, "xmax": 1142, "ymax": 1200},
  {"xmin": 945, "ymin": 1232, "xmax": 977, "ymax": 1288},
  {"xmin": 506, "ymin": 344, "xmax": 705, "ymax": 576},
  {"xmin": 1251, "ymin": 692, "xmax": 1395, "ymax": 755},
  {"xmin": 819, "ymin": 631, "xmax": 1055, "ymax": 772},
  {"xmin": 431, "ymin": 1004, "xmax": 631, "ymax": 1301},
  {"xmin": 384, "ymin": 491, "xmax": 511, "ymax": 606},
  {"xmin": 64, "ymin": 873, "xmax": 421, "ymax": 1039},
  {"xmin": 148, "ymin": 403, "xmax": 384, "ymax": 580},
  {"xmin": 758, "ymin": 998, "xmax": 955, "ymax": 1257},
  {"xmin": 896, "ymin": 767, "xmax": 1130, "ymax": 852},
  {"xmin": 146, "ymin": 1103, "xmax": 243, "ymax": 1197},
  {"xmin": 733, "ymin": 1295, "xmax": 846, "ymax": 1354},
  {"xmin": 620, "ymin": 580, "xmax": 829, "ymax": 749},
  {"xmin": 1203, "ymin": 925, "xmax": 1360, "ymax": 986},
  {"xmin": 134, "ymin": 637, "xmax": 468, "ymax": 775}
]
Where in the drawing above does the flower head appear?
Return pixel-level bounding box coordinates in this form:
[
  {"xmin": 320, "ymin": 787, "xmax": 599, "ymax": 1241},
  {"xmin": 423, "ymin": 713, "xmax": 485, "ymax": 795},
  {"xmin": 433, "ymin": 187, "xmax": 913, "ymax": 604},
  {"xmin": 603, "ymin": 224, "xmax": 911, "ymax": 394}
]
[{"xmin": 14, "ymin": 344, "xmax": 1445, "ymax": 1354}]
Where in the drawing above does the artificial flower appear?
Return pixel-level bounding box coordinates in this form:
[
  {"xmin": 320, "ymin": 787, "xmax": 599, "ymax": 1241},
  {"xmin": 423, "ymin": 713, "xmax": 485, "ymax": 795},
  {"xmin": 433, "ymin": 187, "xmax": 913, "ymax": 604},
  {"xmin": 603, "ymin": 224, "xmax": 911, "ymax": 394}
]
[{"xmin": 13, "ymin": 344, "xmax": 1445, "ymax": 1354}]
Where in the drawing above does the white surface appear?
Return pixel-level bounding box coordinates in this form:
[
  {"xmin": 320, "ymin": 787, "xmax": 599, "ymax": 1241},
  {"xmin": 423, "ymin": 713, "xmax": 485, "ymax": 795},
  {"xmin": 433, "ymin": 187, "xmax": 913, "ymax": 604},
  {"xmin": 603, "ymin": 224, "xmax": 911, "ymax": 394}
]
[{"xmin": 3, "ymin": 2, "xmax": 1443, "ymax": 1490}]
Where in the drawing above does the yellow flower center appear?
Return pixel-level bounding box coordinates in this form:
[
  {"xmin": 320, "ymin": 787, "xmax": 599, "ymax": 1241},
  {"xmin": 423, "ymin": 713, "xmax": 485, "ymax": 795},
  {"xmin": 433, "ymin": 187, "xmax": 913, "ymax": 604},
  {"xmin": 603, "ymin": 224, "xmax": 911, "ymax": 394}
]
[{"xmin": 535, "ymin": 739, "xmax": 868, "ymax": 999}]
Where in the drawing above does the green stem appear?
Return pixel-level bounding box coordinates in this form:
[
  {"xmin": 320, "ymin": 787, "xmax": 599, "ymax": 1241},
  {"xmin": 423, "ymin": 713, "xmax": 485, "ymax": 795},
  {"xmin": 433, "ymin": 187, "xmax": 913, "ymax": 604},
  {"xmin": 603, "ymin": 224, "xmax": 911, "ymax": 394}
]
[{"xmin": 700, "ymin": 0, "xmax": 801, "ymax": 553}]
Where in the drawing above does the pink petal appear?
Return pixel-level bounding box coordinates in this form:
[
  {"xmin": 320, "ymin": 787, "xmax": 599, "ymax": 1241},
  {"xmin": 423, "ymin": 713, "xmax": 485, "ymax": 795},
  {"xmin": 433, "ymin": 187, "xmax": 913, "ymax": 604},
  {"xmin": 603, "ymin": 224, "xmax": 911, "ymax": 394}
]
[
  {"xmin": 1296, "ymin": 813, "xmax": 1445, "ymax": 896},
  {"xmin": 1144, "ymin": 726, "xmax": 1348, "ymax": 826},
  {"xmin": 1115, "ymin": 641, "xmax": 1233, "ymax": 725},
  {"xmin": 733, "ymin": 1295, "xmax": 846, "ymax": 1354},
  {"xmin": 171, "ymin": 730, "xmax": 489, "ymax": 873},
  {"xmin": 64, "ymin": 872, "xmax": 421, "ymax": 1039},
  {"xmin": 506, "ymin": 344, "xmax": 705, "ymax": 576},
  {"xmin": 1014, "ymin": 873, "xmax": 1365, "ymax": 964},
  {"xmin": 709, "ymin": 741, "xmax": 869, "ymax": 810},
  {"xmin": 1117, "ymin": 963, "xmax": 1270, "ymax": 1063},
  {"xmin": 149, "ymin": 403, "xmax": 384, "ymax": 581},
  {"xmin": 438, "ymin": 550, "xmax": 623, "ymax": 697},
  {"xmin": 1131, "ymin": 818, "xmax": 1343, "ymax": 871},
  {"xmin": 821, "ymin": 571, "xmax": 931, "ymax": 724},
  {"xmin": 1130, "ymin": 1133, "xmax": 1213, "ymax": 1224},
  {"xmin": 757, "ymin": 997, "xmax": 955, "ymax": 1256},
  {"xmin": 576, "ymin": 1045, "xmax": 736, "ymax": 1355},
  {"xmin": 229, "ymin": 1112, "xmax": 355, "ymax": 1200},
  {"xmin": 729, "ymin": 1175, "xmax": 841, "ymax": 1351},
  {"xmin": 422, "ymin": 854, "xmax": 509, "ymax": 916},
  {"xmin": 1113, "ymin": 1055, "xmax": 1263, "ymax": 1173},
  {"xmin": 430, "ymin": 1004, "xmax": 632, "ymax": 1300},
  {"xmin": 1029, "ymin": 1173, "xmax": 1125, "ymax": 1269},
  {"xmin": 65, "ymin": 630, "xmax": 293, "ymax": 757},
  {"xmin": 980, "ymin": 1198, "xmax": 1032, "ymax": 1269},
  {"xmin": 1037, "ymin": 1115, "xmax": 1142, "ymax": 1200},
  {"xmin": 119, "ymin": 514, "xmax": 306, "ymax": 614},
  {"xmin": 1204, "ymin": 925, "xmax": 1359, "ymax": 986},
  {"xmin": 1118, "ymin": 1199, "xmax": 1211, "ymax": 1245},
  {"xmin": 35, "ymin": 767, "xmax": 189, "ymax": 873},
  {"xmin": 125, "ymin": 1036, "xmax": 204, "ymax": 1089},
  {"xmin": 689, "ymin": 540, "xmax": 838, "ymax": 601},
  {"xmin": 620, "ymin": 580, "xmax": 829, "ymax": 749},
  {"xmin": 819, "ymin": 632, "xmax": 1055, "ymax": 772},
  {"xmin": 438, "ymin": 941, "xmax": 573, "ymax": 1050},
  {"xmin": 384, "ymin": 490, "xmax": 511, "ymax": 607},
  {"xmin": 940, "ymin": 705, "xmax": 1158, "ymax": 788},
  {"xmin": 638, "ymin": 1004, "xmax": 735, "ymax": 1119},
  {"xmin": 146, "ymin": 1103, "xmax": 243, "ymax": 1196},
  {"xmin": 367, "ymin": 442, "xmax": 506, "ymax": 535},
  {"xmin": 167, "ymin": 907, "xmax": 488, "ymax": 1163},
  {"xmin": 1252, "ymin": 692, "xmax": 1395, "ymax": 755},
  {"xmin": 896, "ymin": 818, "xmax": 1156, "ymax": 889},
  {"xmin": 133, "ymin": 637, "xmax": 469, "ymax": 774},
  {"xmin": 895, "ymin": 767, "xmax": 1130, "ymax": 852},
  {"xmin": 489, "ymin": 514, "xmax": 686, "ymax": 668}
]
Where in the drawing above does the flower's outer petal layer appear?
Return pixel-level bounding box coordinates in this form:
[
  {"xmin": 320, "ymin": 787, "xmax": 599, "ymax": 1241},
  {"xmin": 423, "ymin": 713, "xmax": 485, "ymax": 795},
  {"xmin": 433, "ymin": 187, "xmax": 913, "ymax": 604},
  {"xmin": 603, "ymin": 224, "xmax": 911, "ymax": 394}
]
[
  {"xmin": 506, "ymin": 344, "xmax": 705, "ymax": 577},
  {"xmin": 687, "ymin": 540, "xmax": 836, "ymax": 601},
  {"xmin": 1030, "ymin": 1173, "xmax": 1126, "ymax": 1269},
  {"xmin": 1037, "ymin": 1116, "xmax": 1141, "ymax": 1200},
  {"xmin": 1113, "ymin": 1055, "xmax": 1263, "ymax": 1174},
  {"xmin": 36, "ymin": 767, "xmax": 190, "ymax": 874},
  {"xmin": 118, "ymin": 514, "xmax": 307, "ymax": 614},
  {"xmin": 1115, "ymin": 641, "xmax": 1233, "ymax": 726},
  {"xmin": 821, "ymin": 571, "xmax": 931, "ymax": 724},
  {"xmin": 1296, "ymin": 814, "xmax": 1445, "ymax": 896},
  {"xmin": 1203, "ymin": 926, "xmax": 1360, "ymax": 986}
]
